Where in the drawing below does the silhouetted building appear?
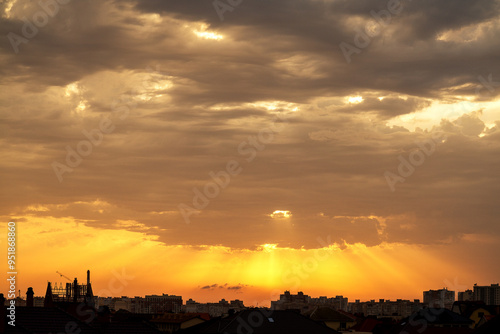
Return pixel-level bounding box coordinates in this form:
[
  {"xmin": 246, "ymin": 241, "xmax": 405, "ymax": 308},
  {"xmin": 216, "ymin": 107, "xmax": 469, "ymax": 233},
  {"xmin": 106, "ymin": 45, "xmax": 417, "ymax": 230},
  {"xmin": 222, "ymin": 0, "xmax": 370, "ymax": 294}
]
[
  {"xmin": 184, "ymin": 298, "xmax": 245, "ymax": 317},
  {"xmin": 309, "ymin": 295, "xmax": 348, "ymax": 311},
  {"xmin": 473, "ymin": 283, "xmax": 500, "ymax": 305},
  {"xmin": 145, "ymin": 294, "xmax": 182, "ymax": 313},
  {"xmin": 349, "ymin": 317, "xmax": 383, "ymax": 333},
  {"xmin": 45, "ymin": 270, "xmax": 94, "ymax": 308},
  {"xmin": 33, "ymin": 296, "xmax": 45, "ymax": 307},
  {"xmin": 271, "ymin": 291, "xmax": 310, "ymax": 312},
  {"xmin": 452, "ymin": 301, "xmax": 500, "ymax": 328},
  {"xmin": 150, "ymin": 313, "xmax": 209, "ymax": 333},
  {"xmin": 1, "ymin": 305, "xmax": 162, "ymax": 333},
  {"xmin": 393, "ymin": 308, "xmax": 474, "ymax": 333},
  {"xmin": 423, "ymin": 288, "xmax": 455, "ymax": 309},
  {"xmin": 95, "ymin": 294, "xmax": 188, "ymax": 314},
  {"xmin": 348, "ymin": 298, "xmax": 424, "ymax": 318},
  {"xmin": 459, "ymin": 289, "xmax": 474, "ymax": 301},
  {"xmin": 178, "ymin": 309, "xmax": 341, "ymax": 334},
  {"xmin": 304, "ymin": 306, "xmax": 357, "ymax": 331},
  {"xmin": 26, "ymin": 287, "xmax": 34, "ymax": 307}
]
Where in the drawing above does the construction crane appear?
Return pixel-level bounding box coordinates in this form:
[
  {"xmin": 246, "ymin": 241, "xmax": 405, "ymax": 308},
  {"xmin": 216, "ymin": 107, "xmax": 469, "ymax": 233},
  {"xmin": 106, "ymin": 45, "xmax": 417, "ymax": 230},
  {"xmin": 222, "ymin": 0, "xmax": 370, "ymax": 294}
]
[{"xmin": 56, "ymin": 271, "xmax": 72, "ymax": 282}]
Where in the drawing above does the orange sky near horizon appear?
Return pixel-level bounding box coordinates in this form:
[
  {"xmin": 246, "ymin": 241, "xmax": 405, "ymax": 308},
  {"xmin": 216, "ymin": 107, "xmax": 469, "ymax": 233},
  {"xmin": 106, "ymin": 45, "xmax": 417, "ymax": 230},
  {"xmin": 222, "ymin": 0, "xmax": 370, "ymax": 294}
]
[{"xmin": 1, "ymin": 216, "xmax": 495, "ymax": 307}]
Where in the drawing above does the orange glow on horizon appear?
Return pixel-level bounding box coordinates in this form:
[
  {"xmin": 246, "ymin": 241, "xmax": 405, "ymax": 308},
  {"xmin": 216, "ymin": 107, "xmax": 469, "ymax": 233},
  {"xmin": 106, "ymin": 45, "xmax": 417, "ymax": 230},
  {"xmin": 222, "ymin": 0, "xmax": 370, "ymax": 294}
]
[{"xmin": 0, "ymin": 215, "xmax": 484, "ymax": 306}]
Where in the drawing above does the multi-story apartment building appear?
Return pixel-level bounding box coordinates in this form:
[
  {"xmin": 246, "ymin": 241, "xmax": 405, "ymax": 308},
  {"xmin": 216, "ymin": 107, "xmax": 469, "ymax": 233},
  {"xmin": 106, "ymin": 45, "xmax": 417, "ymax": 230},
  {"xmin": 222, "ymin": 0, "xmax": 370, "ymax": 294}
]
[
  {"xmin": 423, "ymin": 288, "xmax": 455, "ymax": 309},
  {"xmin": 184, "ymin": 298, "xmax": 245, "ymax": 317},
  {"xmin": 458, "ymin": 289, "xmax": 474, "ymax": 302},
  {"xmin": 473, "ymin": 283, "xmax": 500, "ymax": 305},
  {"xmin": 348, "ymin": 299, "xmax": 424, "ymax": 318},
  {"xmin": 145, "ymin": 294, "xmax": 183, "ymax": 313},
  {"xmin": 271, "ymin": 291, "xmax": 310, "ymax": 311},
  {"xmin": 309, "ymin": 295, "xmax": 348, "ymax": 312}
]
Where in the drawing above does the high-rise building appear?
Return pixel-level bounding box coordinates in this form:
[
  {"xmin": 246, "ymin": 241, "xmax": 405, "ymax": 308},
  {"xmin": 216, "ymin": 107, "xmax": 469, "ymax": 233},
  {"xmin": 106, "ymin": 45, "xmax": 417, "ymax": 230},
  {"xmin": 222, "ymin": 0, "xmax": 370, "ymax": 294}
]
[
  {"xmin": 271, "ymin": 291, "xmax": 310, "ymax": 311},
  {"xmin": 458, "ymin": 290, "xmax": 473, "ymax": 301},
  {"xmin": 473, "ymin": 283, "xmax": 500, "ymax": 305},
  {"xmin": 145, "ymin": 294, "xmax": 182, "ymax": 313},
  {"xmin": 423, "ymin": 288, "xmax": 455, "ymax": 309}
]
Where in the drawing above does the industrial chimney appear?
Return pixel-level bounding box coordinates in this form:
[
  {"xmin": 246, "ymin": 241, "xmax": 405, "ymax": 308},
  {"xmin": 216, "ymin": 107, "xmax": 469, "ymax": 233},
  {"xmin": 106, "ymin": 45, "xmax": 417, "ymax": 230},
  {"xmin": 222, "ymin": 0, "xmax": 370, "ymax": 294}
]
[
  {"xmin": 26, "ymin": 287, "xmax": 34, "ymax": 307},
  {"xmin": 73, "ymin": 277, "xmax": 78, "ymax": 303}
]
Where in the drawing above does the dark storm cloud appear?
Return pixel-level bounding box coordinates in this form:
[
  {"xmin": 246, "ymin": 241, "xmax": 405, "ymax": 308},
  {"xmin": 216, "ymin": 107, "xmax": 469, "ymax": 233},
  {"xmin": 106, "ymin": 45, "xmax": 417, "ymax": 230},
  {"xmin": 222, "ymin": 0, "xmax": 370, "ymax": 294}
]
[
  {"xmin": 1, "ymin": 0, "xmax": 500, "ymax": 250},
  {"xmin": 126, "ymin": 0, "xmax": 500, "ymax": 97},
  {"xmin": 1, "ymin": 0, "xmax": 499, "ymax": 110}
]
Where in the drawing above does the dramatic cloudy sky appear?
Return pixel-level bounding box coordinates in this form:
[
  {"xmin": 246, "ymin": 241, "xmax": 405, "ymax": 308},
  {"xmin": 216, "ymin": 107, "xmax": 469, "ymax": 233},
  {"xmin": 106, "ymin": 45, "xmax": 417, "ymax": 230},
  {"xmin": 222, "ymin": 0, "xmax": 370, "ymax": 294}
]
[{"xmin": 1, "ymin": 0, "xmax": 500, "ymax": 305}]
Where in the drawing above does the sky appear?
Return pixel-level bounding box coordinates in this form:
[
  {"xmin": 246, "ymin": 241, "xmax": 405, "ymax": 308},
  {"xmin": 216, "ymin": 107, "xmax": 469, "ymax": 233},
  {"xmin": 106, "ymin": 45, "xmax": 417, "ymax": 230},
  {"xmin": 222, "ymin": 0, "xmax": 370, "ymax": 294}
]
[{"xmin": 1, "ymin": 0, "xmax": 500, "ymax": 307}]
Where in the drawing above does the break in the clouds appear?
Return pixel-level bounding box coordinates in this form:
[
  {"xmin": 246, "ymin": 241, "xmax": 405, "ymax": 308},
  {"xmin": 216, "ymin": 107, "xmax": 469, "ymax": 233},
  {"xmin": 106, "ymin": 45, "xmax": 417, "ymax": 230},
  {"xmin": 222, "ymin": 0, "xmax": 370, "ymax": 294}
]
[{"xmin": 1, "ymin": 0, "xmax": 500, "ymax": 255}]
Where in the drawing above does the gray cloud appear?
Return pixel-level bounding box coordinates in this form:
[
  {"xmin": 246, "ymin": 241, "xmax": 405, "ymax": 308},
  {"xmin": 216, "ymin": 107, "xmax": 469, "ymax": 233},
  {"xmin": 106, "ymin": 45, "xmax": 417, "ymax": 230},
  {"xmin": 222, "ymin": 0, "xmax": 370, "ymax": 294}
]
[
  {"xmin": 199, "ymin": 283, "xmax": 247, "ymax": 291},
  {"xmin": 1, "ymin": 0, "xmax": 500, "ymax": 252}
]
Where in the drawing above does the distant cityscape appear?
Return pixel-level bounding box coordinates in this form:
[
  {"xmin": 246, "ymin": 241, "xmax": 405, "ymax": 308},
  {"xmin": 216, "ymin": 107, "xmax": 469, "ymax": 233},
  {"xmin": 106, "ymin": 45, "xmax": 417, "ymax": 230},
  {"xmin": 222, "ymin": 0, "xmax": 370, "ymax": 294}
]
[{"xmin": 2, "ymin": 270, "xmax": 499, "ymax": 333}]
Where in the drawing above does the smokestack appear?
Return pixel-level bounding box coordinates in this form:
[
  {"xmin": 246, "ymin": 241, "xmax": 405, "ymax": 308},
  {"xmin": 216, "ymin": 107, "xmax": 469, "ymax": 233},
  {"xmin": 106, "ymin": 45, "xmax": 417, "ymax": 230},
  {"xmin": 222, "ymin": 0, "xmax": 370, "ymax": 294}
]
[
  {"xmin": 73, "ymin": 277, "xmax": 78, "ymax": 303},
  {"xmin": 86, "ymin": 269, "xmax": 94, "ymax": 303},
  {"xmin": 26, "ymin": 287, "xmax": 34, "ymax": 307}
]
